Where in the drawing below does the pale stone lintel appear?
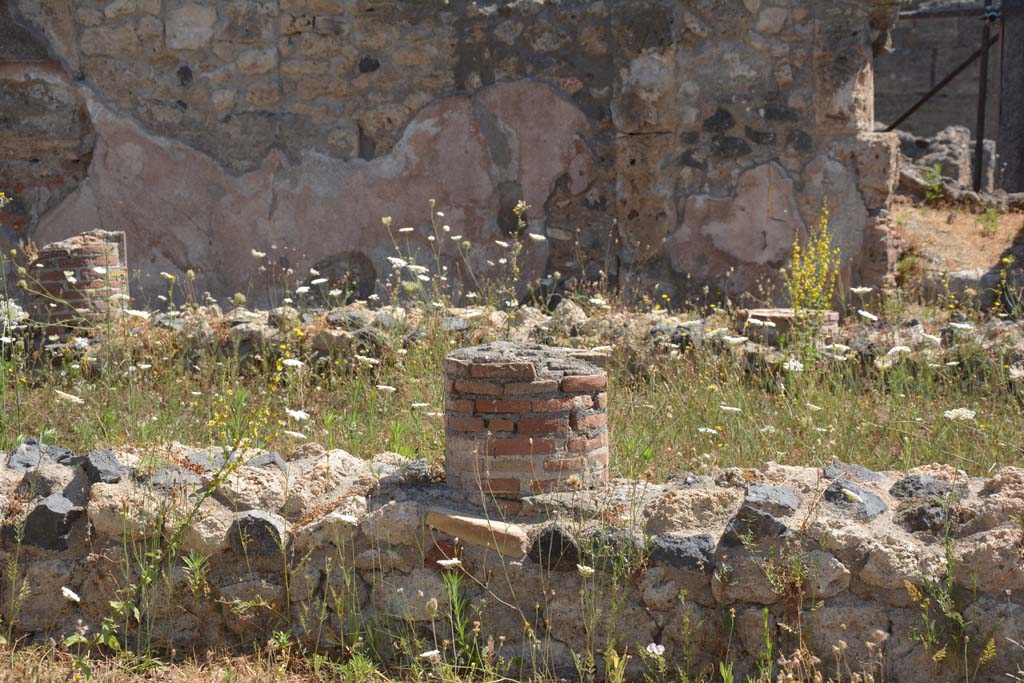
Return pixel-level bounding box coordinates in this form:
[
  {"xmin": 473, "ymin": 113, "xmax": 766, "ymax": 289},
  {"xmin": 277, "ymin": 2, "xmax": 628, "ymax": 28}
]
[{"xmin": 425, "ymin": 508, "xmax": 529, "ymax": 558}]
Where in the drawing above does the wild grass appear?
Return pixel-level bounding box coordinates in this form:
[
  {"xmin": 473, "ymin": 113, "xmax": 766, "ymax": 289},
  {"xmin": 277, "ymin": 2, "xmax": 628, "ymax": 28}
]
[{"xmin": 0, "ymin": 299, "xmax": 1020, "ymax": 479}]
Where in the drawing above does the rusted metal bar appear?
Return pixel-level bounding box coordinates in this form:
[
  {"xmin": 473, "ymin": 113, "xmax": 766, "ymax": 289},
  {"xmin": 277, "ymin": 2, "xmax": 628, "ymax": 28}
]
[
  {"xmin": 885, "ymin": 32, "xmax": 1000, "ymax": 132},
  {"xmin": 899, "ymin": 5, "xmax": 1024, "ymax": 19},
  {"xmin": 974, "ymin": 11, "xmax": 994, "ymax": 191}
]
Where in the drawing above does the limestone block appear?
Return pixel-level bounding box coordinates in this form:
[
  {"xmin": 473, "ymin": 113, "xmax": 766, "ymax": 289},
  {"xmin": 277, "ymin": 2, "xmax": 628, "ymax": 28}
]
[
  {"xmin": 361, "ymin": 501, "xmax": 424, "ymax": 547},
  {"xmin": 103, "ymin": 0, "xmax": 160, "ymax": 19},
  {"xmin": 88, "ymin": 480, "xmax": 166, "ymax": 541},
  {"xmin": 80, "ymin": 23, "xmax": 141, "ymax": 56},
  {"xmin": 166, "ymin": 4, "xmax": 218, "ymax": 51},
  {"xmin": 236, "ymin": 47, "xmax": 278, "ymax": 76}
]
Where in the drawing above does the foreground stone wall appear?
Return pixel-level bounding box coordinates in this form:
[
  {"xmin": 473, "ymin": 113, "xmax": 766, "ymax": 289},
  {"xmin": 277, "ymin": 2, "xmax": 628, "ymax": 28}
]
[
  {"xmin": 1, "ymin": 440, "xmax": 1021, "ymax": 681},
  {"xmin": 1, "ymin": 0, "xmax": 903, "ymax": 304}
]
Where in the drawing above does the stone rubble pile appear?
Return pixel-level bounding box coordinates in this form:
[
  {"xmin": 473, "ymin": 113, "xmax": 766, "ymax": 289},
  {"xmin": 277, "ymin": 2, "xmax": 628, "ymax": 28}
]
[{"xmin": 0, "ymin": 436, "xmax": 1021, "ymax": 682}]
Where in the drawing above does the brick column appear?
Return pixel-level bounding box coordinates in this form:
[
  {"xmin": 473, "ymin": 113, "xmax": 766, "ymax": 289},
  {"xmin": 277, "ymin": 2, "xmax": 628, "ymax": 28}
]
[
  {"xmin": 444, "ymin": 342, "xmax": 609, "ymax": 501},
  {"xmin": 28, "ymin": 230, "xmax": 128, "ymax": 334}
]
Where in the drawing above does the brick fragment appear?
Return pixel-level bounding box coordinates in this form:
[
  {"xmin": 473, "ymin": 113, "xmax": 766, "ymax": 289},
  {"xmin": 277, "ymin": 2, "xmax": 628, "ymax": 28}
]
[
  {"xmin": 483, "ymin": 456, "xmax": 537, "ymax": 473},
  {"xmin": 562, "ymin": 374, "xmax": 608, "ymax": 392},
  {"xmin": 478, "ymin": 478, "xmax": 521, "ymax": 497},
  {"xmin": 491, "ymin": 437, "xmax": 557, "ymax": 456},
  {"xmin": 531, "ymin": 397, "xmax": 575, "ymax": 412},
  {"xmin": 469, "ymin": 362, "xmax": 537, "ymax": 381},
  {"xmin": 517, "ymin": 416, "xmax": 570, "ymax": 436},
  {"xmin": 543, "ymin": 456, "xmax": 586, "ymax": 473},
  {"xmin": 486, "ymin": 418, "xmax": 515, "ymax": 432},
  {"xmin": 594, "ymin": 392, "xmax": 608, "ymax": 409},
  {"xmin": 447, "ymin": 416, "xmax": 485, "ymax": 432},
  {"xmin": 475, "ymin": 399, "xmax": 532, "ymax": 414},
  {"xmin": 444, "ymin": 398, "xmax": 475, "ymax": 413},
  {"xmin": 574, "ymin": 395, "xmax": 594, "ymax": 410},
  {"xmin": 445, "ymin": 357, "xmax": 472, "ymax": 377},
  {"xmin": 566, "ymin": 432, "xmax": 607, "ymax": 453},
  {"xmin": 453, "ymin": 379, "xmax": 504, "ymax": 396},
  {"xmin": 504, "ymin": 379, "xmax": 559, "ymax": 395},
  {"xmin": 571, "ymin": 412, "xmax": 608, "ymax": 430}
]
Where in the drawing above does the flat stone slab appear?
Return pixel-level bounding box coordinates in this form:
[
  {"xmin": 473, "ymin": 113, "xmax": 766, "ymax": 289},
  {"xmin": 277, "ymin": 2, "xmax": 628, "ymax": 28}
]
[
  {"xmin": 823, "ymin": 460, "xmax": 883, "ymax": 483},
  {"xmin": 446, "ymin": 341, "xmax": 605, "ymax": 381},
  {"xmin": 823, "ymin": 480, "xmax": 888, "ymax": 520},
  {"xmin": 889, "ymin": 474, "xmax": 968, "ymax": 500},
  {"xmin": 7, "ymin": 439, "xmax": 77, "ymax": 473},
  {"xmin": 426, "ymin": 509, "xmax": 529, "ymax": 558},
  {"xmin": 648, "ymin": 533, "xmax": 716, "ymax": 575}
]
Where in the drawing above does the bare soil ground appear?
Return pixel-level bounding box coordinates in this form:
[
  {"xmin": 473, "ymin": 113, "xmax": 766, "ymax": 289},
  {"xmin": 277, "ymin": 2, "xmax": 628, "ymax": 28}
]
[{"xmin": 892, "ymin": 199, "xmax": 1024, "ymax": 272}]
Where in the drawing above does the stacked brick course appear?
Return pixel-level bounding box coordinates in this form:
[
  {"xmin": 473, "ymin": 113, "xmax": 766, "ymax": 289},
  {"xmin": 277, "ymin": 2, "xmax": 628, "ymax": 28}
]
[
  {"xmin": 28, "ymin": 230, "xmax": 127, "ymax": 333},
  {"xmin": 445, "ymin": 342, "xmax": 609, "ymax": 501}
]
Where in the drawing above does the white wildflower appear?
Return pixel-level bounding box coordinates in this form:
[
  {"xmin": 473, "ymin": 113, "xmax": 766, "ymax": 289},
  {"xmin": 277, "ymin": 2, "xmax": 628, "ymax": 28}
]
[
  {"xmin": 398, "ymin": 227, "xmax": 414, "ymax": 233},
  {"xmin": 55, "ymin": 390, "xmax": 84, "ymax": 404},
  {"xmin": 355, "ymin": 355, "xmax": 380, "ymax": 366},
  {"xmin": 310, "ymin": 278, "xmax": 328, "ymax": 285},
  {"xmin": 286, "ymin": 408, "xmax": 310, "ymax": 421},
  {"xmin": 949, "ymin": 322, "xmax": 974, "ymax": 331},
  {"xmin": 944, "ymin": 407, "xmax": 976, "ymax": 422},
  {"xmin": 850, "ymin": 286, "xmax": 874, "ymax": 295},
  {"xmin": 123, "ymin": 309, "xmax": 150, "ymax": 319},
  {"xmin": 495, "ymin": 240, "xmax": 510, "ymax": 248},
  {"xmin": 1009, "ymin": 366, "xmax": 1024, "ymax": 381},
  {"xmin": 858, "ymin": 310, "xmax": 878, "ymax": 322},
  {"xmin": 783, "ymin": 359, "xmax": 804, "ymax": 372},
  {"xmin": 887, "ymin": 345, "xmax": 912, "ymax": 356},
  {"xmin": 376, "ymin": 385, "xmax": 397, "ymax": 393},
  {"xmin": 577, "ymin": 564, "xmax": 595, "ymax": 578},
  {"xmin": 528, "ymin": 233, "xmax": 547, "ymax": 242},
  {"xmin": 92, "ymin": 266, "xmax": 107, "ymax": 275},
  {"xmin": 328, "ymin": 289, "xmax": 343, "ymax": 297},
  {"xmin": 436, "ymin": 558, "xmax": 462, "ymax": 568},
  {"xmin": 62, "ymin": 586, "xmax": 80, "ymax": 603},
  {"xmin": 698, "ymin": 427, "xmax": 718, "ymax": 435},
  {"xmin": 407, "ymin": 264, "xmax": 429, "ymax": 275},
  {"xmin": 746, "ymin": 318, "xmax": 765, "ymax": 327},
  {"xmin": 282, "ymin": 430, "xmax": 307, "ymax": 439},
  {"xmin": 722, "ymin": 335, "xmax": 748, "ymax": 346},
  {"xmin": 420, "ymin": 650, "xmax": 441, "ymax": 660},
  {"xmin": 251, "ymin": 249, "xmax": 266, "ymax": 258},
  {"xmin": 282, "ymin": 358, "xmax": 304, "ymax": 368},
  {"xmin": 387, "ymin": 257, "xmax": 409, "ymax": 269},
  {"xmin": 806, "ymin": 403, "xmax": 823, "ymax": 411},
  {"xmin": 411, "ymin": 402, "xmax": 429, "ymax": 408},
  {"xmin": 646, "ymin": 643, "xmax": 665, "ymax": 656},
  {"xmin": 295, "ymin": 286, "xmax": 310, "ymax": 294},
  {"xmin": 720, "ymin": 405, "xmax": 741, "ymax": 413},
  {"xmin": 921, "ymin": 333, "xmax": 941, "ymax": 345}
]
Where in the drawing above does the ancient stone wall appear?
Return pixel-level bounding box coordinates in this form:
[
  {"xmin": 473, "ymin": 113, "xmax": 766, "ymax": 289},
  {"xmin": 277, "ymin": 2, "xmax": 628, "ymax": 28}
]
[
  {"xmin": 1, "ymin": 0, "xmax": 903, "ymax": 305},
  {"xmin": 2, "ymin": 438, "xmax": 1022, "ymax": 682}
]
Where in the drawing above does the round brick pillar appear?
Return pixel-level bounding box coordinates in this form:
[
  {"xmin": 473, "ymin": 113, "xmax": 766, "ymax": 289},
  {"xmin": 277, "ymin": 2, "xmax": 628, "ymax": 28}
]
[
  {"xmin": 444, "ymin": 342, "xmax": 610, "ymax": 501},
  {"xmin": 28, "ymin": 231, "xmax": 128, "ymax": 334}
]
